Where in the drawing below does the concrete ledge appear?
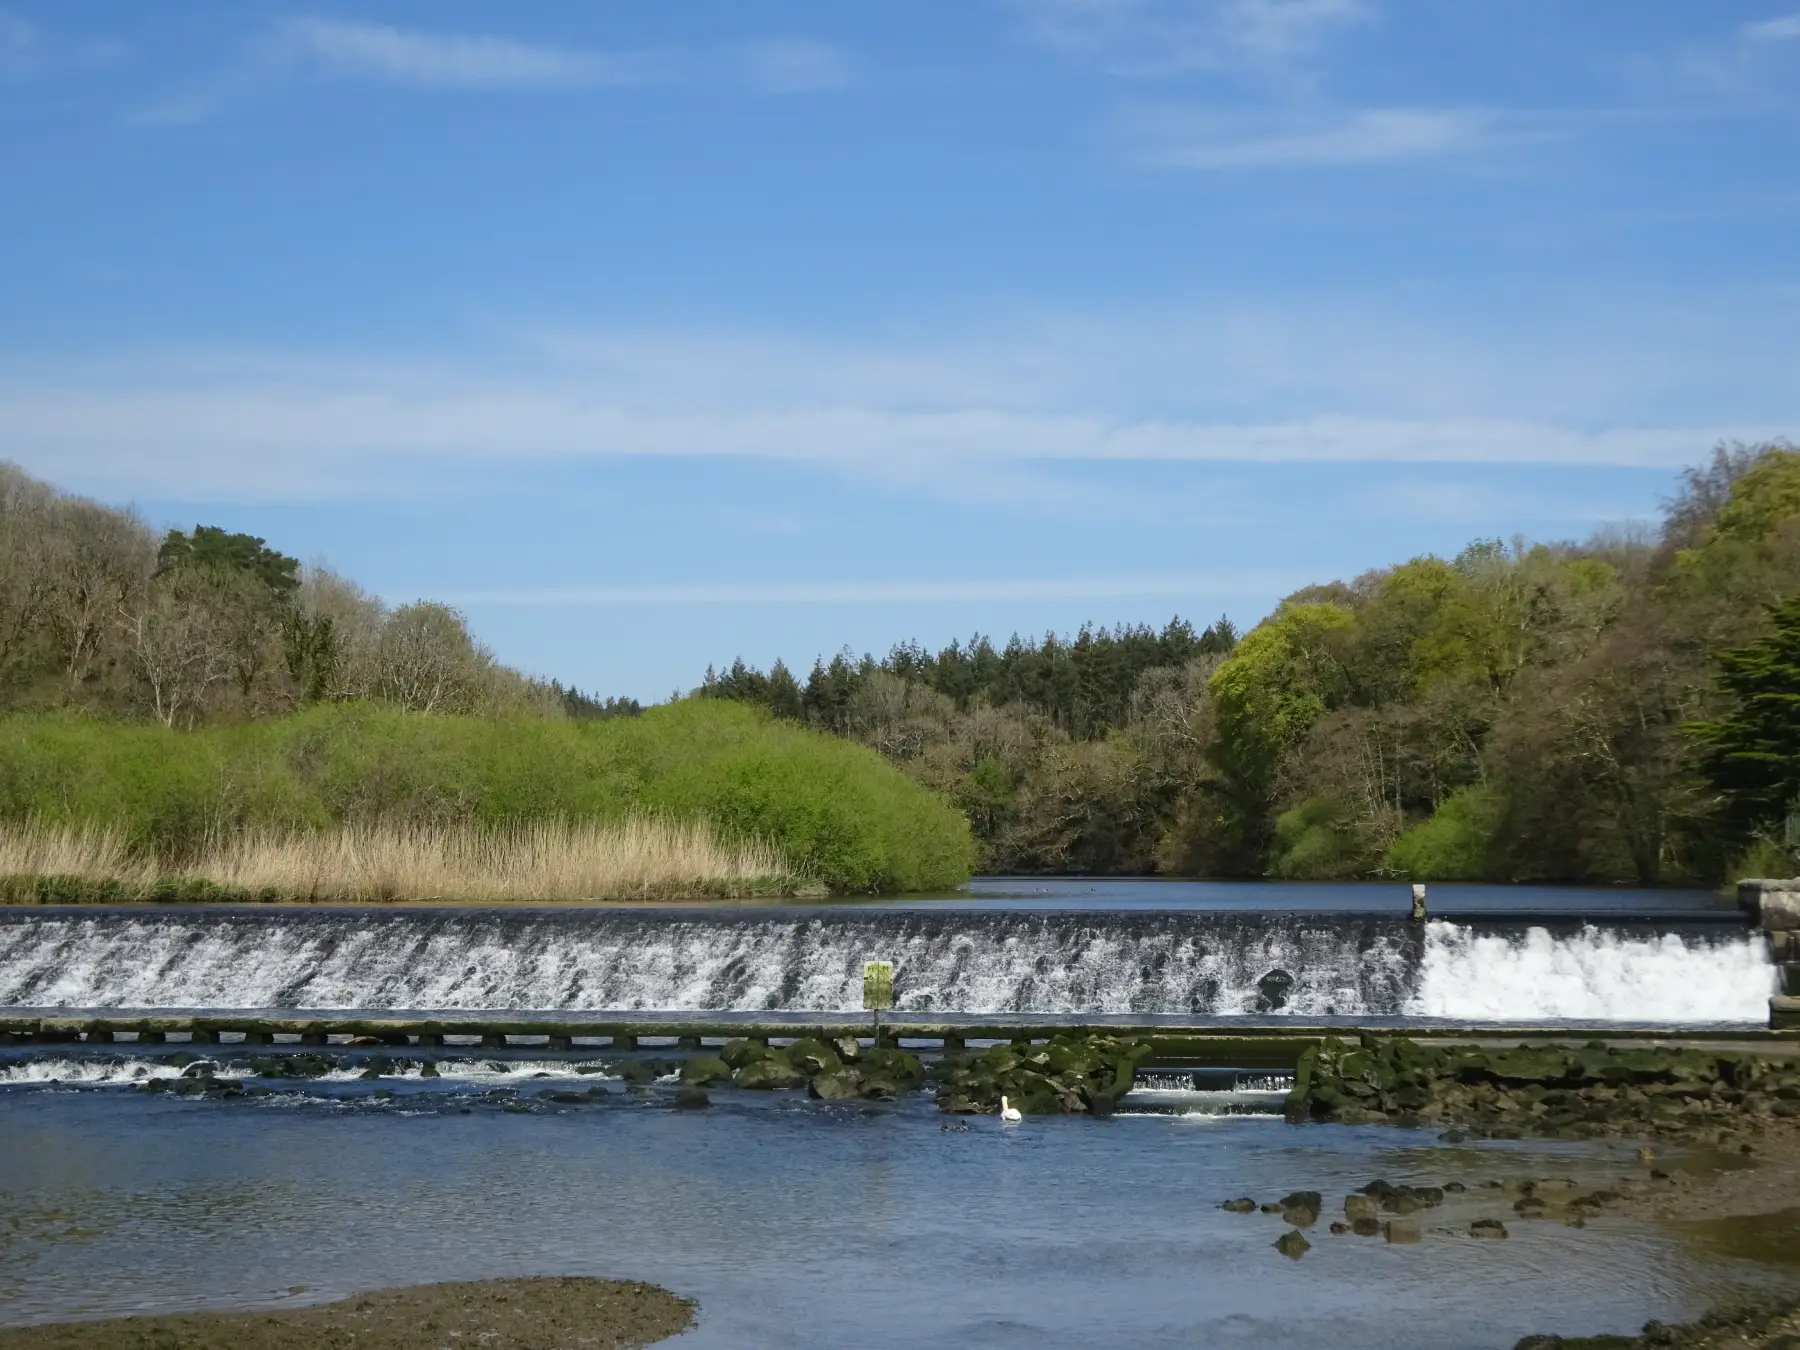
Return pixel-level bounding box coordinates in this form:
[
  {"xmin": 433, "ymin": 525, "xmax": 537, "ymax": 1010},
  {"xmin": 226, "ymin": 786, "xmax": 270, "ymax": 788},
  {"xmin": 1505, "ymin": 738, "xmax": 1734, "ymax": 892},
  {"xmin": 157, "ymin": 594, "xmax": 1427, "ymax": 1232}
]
[
  {"xmin": 2, "ymin": 1010, "xmax": 1794, "ymax": 1066},
  {"xmin": 1773, "ymin": 995, "xmax": 1800, "ymax": 1031}
]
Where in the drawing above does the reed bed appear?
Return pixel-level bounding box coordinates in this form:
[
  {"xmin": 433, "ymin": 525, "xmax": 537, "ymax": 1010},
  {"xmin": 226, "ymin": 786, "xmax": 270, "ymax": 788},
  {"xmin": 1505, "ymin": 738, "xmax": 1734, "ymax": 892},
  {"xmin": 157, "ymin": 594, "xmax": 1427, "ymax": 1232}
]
[{"xmin": 0, "ymin": 817, "xmax": 802, "ymax": 904}]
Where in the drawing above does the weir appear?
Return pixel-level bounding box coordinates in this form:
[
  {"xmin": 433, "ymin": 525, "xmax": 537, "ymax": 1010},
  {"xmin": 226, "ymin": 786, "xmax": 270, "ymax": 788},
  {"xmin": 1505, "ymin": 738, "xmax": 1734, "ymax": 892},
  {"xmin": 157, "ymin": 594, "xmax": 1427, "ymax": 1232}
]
[{"xmin": 0, "ymin": 906, "xmax": 1777, "ymax": 1024}]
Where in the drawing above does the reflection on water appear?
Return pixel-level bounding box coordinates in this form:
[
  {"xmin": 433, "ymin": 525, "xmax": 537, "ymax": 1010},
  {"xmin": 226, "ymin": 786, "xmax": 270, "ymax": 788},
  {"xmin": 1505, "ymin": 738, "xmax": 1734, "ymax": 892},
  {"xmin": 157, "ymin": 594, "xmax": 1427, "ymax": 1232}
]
[
  {"xmin": 2, "ymin": 1082, "xmax": 1797, "ymax": 1349},
  {"xmin": 1680, "ymin": 1208, "xmax": 1800, "ymax": 1270}
]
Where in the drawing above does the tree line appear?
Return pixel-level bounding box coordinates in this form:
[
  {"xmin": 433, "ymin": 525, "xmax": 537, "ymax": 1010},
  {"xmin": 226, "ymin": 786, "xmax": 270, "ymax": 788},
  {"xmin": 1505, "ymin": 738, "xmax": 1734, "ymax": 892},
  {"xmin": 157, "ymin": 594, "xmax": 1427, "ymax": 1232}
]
[
  {"xmin": 0, "ymin": 463, "xmax": 631, "ymax": 727},
  {"xmin": 701, "ymin": 442, "xmax": 1800, "ymax": 885},
  {"xmin": 10, "ymin": 443, "xmax": 1800, "ymax": 885}
]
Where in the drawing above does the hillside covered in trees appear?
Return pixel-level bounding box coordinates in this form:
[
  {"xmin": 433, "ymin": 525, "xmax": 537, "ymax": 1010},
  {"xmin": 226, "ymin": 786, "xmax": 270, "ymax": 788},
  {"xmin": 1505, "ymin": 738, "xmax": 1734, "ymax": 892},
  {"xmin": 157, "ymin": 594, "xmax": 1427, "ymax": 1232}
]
[
  {"xmin": 10, "ymin": 446, "xmax": 1800, "ymax": 889},
  {"xmin": 702, "ymin": 443, "xmax": 1800, "ymax": 887}
]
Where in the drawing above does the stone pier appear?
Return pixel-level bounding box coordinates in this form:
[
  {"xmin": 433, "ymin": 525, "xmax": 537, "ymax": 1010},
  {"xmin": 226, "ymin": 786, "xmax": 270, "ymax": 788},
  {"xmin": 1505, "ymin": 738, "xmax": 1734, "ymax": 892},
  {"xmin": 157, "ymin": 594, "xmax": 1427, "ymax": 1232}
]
[{"xmin": 1740, "ymin": 878, "xmax": 1800, "ymax": 1030}]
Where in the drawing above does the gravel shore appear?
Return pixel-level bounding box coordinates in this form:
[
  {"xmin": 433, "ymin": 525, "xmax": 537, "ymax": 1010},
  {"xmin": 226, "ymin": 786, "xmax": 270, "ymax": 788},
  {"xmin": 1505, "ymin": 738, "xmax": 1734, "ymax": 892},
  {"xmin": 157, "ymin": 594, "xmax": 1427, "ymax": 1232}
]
[{"xmin": 0, "ymin": 1277, "xmax": 695, "ymax": 1350}]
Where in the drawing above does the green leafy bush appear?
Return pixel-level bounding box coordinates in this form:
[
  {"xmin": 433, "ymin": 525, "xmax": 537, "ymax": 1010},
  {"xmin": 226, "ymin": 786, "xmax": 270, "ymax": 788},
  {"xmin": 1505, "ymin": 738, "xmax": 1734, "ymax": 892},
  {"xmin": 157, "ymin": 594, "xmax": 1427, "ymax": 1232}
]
[{"xmin": 1384, "ymin": 785, "xmax": 1503, "ymax": 880}]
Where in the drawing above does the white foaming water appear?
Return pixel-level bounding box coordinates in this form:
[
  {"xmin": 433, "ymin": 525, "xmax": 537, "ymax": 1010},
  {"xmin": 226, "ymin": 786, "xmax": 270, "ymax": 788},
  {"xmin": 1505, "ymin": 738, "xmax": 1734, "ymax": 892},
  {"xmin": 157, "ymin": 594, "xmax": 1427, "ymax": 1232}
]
[
  {"xmin": 1410, "ymin": 921, "xmax": 1776, "ymax": 1022},
  {"xmin": 0, "ymin": 1057, "xmax": 185, "ymax": 1086},
  {"xmin": 0, "ymin": 913, "xmax": 1414, "ymax": 1015},
  {"xmin": 0, "ymin": 911, "xmax": 1774, "ymax": 1023}
]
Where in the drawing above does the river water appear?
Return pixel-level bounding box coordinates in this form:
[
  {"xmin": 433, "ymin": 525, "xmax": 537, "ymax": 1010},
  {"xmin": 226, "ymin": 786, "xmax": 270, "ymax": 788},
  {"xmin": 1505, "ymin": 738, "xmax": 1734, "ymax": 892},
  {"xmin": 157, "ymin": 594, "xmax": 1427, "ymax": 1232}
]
[{"xmin": 0, "ymin": 880, "xmax": 1790, "ymax": 1346}]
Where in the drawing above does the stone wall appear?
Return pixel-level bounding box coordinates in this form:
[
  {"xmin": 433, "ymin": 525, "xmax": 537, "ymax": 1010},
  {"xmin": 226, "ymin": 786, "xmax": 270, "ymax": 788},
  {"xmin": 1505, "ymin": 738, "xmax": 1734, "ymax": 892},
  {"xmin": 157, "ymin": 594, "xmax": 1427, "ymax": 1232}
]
[{"xmin": 1738, "ymin": 879, "xmax": 1800, "ymax": 1029}]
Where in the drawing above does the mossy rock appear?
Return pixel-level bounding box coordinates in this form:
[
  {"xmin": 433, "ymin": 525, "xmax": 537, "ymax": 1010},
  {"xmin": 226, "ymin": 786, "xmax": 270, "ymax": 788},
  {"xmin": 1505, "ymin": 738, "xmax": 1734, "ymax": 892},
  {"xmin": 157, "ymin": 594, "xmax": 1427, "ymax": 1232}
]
[
  {"xmin": 784, "ymin": 1038, "xmax": 841, "ymax": 1075},
  {"xmin": 808, "ymin": 1068, "xmax": 864, "ymax": 1101},
  {"xmin": 679, "ymin": 1056, "xmax": 732, "ymax": 1086},
  {"xmin": 734, "ymin": 1057, "xmax": 807, "ymax": 1091},
  {"xmin": 861, "ymin": 1046, "xmax": 923, "ymax": 1085},
  {"xmin": 719, "ymin": 1039, "xmax": 769, "ymax": 1069}
]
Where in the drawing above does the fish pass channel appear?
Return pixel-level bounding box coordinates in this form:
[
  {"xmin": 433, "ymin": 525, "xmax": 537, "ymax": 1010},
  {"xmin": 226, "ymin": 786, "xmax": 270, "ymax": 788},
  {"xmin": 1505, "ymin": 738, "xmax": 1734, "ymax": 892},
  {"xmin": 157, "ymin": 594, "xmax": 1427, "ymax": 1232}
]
[{"xmin": 0, "ymin": 892, "xmax": 1774, "ymax": 1025}]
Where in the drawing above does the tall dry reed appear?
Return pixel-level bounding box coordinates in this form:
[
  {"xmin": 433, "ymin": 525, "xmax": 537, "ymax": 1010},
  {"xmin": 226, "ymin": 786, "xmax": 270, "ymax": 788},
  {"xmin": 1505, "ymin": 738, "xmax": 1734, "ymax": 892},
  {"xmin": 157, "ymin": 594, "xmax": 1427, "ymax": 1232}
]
[{"xmin": 0, "ymin": 817, "xmax": 798, "ymax": 902}]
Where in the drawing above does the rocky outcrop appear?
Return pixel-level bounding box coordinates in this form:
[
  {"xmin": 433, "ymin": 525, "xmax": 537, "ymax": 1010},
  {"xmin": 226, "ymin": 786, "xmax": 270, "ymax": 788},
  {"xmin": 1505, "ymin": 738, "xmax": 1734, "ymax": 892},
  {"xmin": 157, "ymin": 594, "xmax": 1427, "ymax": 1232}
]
[
  {"xmin": 1518, "ymin": 1297, "xmax": 1800, "ymax": 1349},
  {"xmin": 935, "ymin": 1034, "xmax": 1150, "ymax": 1116},
  {"xmin": 1285, "ymin": 1035, "xmax": 1800, "ymax": 1143}
]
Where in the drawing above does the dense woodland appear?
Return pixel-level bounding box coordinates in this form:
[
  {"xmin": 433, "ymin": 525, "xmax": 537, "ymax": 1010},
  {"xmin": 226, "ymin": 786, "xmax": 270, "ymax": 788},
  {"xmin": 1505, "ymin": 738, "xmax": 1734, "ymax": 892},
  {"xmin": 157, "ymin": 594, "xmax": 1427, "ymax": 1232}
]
[
  {"xmin": 702, "ymin": 443, "xmax": 1800, "ymax": 886},
  {"xmin": 6, "ymin": 445, "xmax": 1800, "ymax": 886}
]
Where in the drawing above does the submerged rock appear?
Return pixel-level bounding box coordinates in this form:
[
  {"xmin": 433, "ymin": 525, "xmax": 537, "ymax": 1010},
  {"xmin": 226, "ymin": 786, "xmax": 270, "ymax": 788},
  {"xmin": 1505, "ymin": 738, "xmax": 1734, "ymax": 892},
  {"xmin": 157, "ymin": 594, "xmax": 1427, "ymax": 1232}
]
[
  {"xmin": 1221, "ymin": 1198, "xmax": 1257, "ymax": 1214},
  {"xmin": 1273, "ymin": 1229, "xmax": 1311, "ymax": 1260},
  {"xmin": 1383, "ymin": 1217, "xmax": 1422, "ymax": 1245},
  {"xmin": 1470, "ymin": 1219, "xmax": 1509, "ymax": 1240}
]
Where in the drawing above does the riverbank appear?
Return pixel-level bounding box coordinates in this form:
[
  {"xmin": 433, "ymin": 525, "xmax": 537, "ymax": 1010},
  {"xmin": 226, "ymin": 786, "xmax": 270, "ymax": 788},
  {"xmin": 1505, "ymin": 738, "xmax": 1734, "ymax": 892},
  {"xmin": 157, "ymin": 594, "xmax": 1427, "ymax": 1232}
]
[
  {"xmin": 0, "ymin": 818, "xmax": 808, "ymax": 906},
  {"xmin": 0, "ymin": 701, "xmax": 975, "ymax": 894},
  {"xmin": 0, "ymin": 1278, "xmax": 694, "ymax": 1349}
]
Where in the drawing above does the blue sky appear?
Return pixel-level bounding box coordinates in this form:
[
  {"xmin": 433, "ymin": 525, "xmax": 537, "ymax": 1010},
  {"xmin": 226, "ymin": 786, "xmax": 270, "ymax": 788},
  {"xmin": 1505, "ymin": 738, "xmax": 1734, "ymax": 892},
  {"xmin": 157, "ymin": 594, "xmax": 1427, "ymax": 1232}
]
[{"xmin": 2, "ymin": 1, "xmax": 1797, "ymax": 700}]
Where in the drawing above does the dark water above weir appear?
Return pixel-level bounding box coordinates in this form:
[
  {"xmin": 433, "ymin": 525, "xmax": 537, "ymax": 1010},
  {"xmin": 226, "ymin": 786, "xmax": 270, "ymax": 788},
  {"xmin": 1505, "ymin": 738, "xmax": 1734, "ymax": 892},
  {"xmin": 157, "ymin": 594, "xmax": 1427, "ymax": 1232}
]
[
  {"xmin": 2, "ymin": 1083, "xmax": 1795, "ymax": 1348},
  {"xmin": 878, "ymin": 876, "xmax": 1738, "ymax": 915},
  {"xmin": 0, "ymin": 882, "xmax": 1771, "ymax": 1022}
]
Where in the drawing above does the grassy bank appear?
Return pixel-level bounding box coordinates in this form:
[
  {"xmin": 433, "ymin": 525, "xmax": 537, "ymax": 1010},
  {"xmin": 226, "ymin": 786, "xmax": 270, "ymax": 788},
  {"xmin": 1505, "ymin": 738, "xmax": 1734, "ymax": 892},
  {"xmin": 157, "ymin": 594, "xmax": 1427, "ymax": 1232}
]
[
  {"xmin": 0, "ymin": 817, "xmax": 799, "ymax": 904},
  {"xmin": 0, "ymin": 700, "xmax": 975, "ymax": 895}
]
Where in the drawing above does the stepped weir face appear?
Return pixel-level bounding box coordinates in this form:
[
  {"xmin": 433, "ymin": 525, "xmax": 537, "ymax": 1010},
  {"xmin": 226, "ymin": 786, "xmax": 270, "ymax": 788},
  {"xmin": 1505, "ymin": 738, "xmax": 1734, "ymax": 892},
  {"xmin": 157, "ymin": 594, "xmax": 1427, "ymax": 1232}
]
[{"xmin": 0, "ymin": 908, "xmax": 1775, "ymax": 1023}]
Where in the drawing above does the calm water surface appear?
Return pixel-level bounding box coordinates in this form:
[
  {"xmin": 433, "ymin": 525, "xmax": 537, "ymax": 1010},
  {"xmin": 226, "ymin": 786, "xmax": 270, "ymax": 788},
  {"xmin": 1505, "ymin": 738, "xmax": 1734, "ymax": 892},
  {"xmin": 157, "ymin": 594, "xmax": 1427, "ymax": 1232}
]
[{"xmin": 1, "ymin": 1075, "xmax": 1792, "ymax": 1349}]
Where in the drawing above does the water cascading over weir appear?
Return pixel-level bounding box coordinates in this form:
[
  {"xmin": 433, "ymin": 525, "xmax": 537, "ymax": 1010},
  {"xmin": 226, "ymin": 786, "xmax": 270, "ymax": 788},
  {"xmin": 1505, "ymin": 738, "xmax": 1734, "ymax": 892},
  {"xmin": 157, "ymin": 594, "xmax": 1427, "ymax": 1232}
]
[{"xmin": 0, "ymin": 908, "xmax": 1776, "ymax": 1025}]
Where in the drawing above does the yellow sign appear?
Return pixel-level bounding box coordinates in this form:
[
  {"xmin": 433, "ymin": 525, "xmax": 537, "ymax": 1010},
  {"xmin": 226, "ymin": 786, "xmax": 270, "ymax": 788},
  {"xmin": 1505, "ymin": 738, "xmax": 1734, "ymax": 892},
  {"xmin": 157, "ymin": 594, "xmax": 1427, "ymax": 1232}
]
[{"xmin": 863, "ymin": 960, "xmax": 894, "ymax": 1012}]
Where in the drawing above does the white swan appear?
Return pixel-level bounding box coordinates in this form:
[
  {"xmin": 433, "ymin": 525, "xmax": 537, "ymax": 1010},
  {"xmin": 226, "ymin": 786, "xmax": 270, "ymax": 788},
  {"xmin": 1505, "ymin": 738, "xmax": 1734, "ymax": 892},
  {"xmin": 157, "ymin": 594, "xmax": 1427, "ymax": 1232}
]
[{"xmin": 1000, "ymin": 1095, "xmax": 1022, "ymax": 1123}]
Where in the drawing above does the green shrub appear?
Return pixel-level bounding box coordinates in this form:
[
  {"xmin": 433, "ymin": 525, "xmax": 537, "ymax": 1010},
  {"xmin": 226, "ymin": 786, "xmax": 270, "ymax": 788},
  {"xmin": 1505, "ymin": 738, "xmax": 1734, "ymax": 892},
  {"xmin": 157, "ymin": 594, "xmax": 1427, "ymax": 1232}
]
[
  {"xmin": 1384, "ymin": 785, "xmax": 1502, "ymax": 880},
  {"xmin": 1269, "ymin": 795, "xmax": 1363, "ymax": 879},
  {"xmin": 0, "ymin": 701, "xmax": 975, "ymax": 893}
]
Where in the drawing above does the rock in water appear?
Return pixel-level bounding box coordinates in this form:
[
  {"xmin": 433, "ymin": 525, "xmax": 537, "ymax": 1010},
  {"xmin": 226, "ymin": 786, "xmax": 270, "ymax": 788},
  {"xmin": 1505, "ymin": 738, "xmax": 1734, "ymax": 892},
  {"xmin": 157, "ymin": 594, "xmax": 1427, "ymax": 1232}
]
[
  {"xmin": 1221, "ymin": 1198, "xmax": 1257, "ymax": 1214},
  {"xmin": 808, "ymin": 1069, "xmax": 863, "ymax": 1101},
  {"xmin": 733, "ymin": 1057, "xmax": 807, "ymax": 1091},
  {"xmin": 1256, "ymin": 969, "xmax": 1296, "ymax": 1013},
  {"xmin": 1470, "ymin": 1219, "xmax": 1509, "ymax": 1239},
  {"xmin": 1328, "ymin": 1222, "xmax": 1350, "ymax": 1236},
  {"xmin": 1344, "ymin": 1194, "xmax": 1379, "ymax": 1222},
  {"xmin": 1384, "ymin": 1217, "xmax": 1422, "ymax": 1244},
  {"xmin": 674, "ymin": 1087, "xmax": 710, "ymax": 1110},
  {"xmin": 784, "ymin": 1038, "xmax": 841, "ymax": 1076},
  {"xmin": 1279, "ymin": 1191, "xmax": 1322, "ymax": 1227},
  {"xmin": 1273, "ymin": 1229, "xmax": 1311, "ymax": 1260},
  {"xmin": 679, "ymin": 1056, "xmax": 732, "ymax": 1086},
  {"xmin": 1350, "ymin": 1217, "xmax": 1382, "ymax": 1237}
]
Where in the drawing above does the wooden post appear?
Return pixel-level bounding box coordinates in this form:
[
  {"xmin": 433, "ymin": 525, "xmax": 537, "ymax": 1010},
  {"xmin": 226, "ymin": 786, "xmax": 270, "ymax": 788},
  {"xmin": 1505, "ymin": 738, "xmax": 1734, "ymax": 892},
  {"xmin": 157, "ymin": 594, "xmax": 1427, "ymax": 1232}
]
[{"xmin": 1410, "ymin": 883, "xmax": 1427, "ymax": 922}]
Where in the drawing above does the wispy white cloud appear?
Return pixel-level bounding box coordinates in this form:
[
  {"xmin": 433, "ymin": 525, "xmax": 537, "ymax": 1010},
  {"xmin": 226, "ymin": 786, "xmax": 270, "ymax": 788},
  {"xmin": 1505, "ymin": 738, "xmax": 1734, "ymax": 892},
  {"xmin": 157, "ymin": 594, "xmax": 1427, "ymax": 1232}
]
[
  {"xmin": 4, "ymin": 297, "xmax": 1792, "ymax": 503},
  {"xmin": 0, "ymin": 363, "xmax": 1772, "ymax": 504},
  {"xmin": 1743, "ymin": 13, "xmax": 1800, "ymax": 43},
  {"xmin": 741, "ymin": 39, "xmax": 852, "ymax": 93},
  {"xmin": 1125, "ymin": 105, "xmax": 1499, "ymax": 169},
  {"xmin": 444, "ymin": 572, "xmax": 1310, "ymax": 606},
  {"xmin": 1018, "ymin": 0, "xmax": 1370, "ymax": 81},
  {"xmin": 276, "ymin": 17, "xmax": 654, "ymax": 90}
]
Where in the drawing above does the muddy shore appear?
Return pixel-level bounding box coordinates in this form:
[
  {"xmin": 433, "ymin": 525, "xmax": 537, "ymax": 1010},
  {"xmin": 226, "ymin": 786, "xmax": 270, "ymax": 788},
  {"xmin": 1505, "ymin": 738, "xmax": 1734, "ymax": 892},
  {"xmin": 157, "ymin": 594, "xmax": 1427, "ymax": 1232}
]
[{"xmin": 0, "ymin": 1277, "xmax": 695, "ymax": 1350}]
